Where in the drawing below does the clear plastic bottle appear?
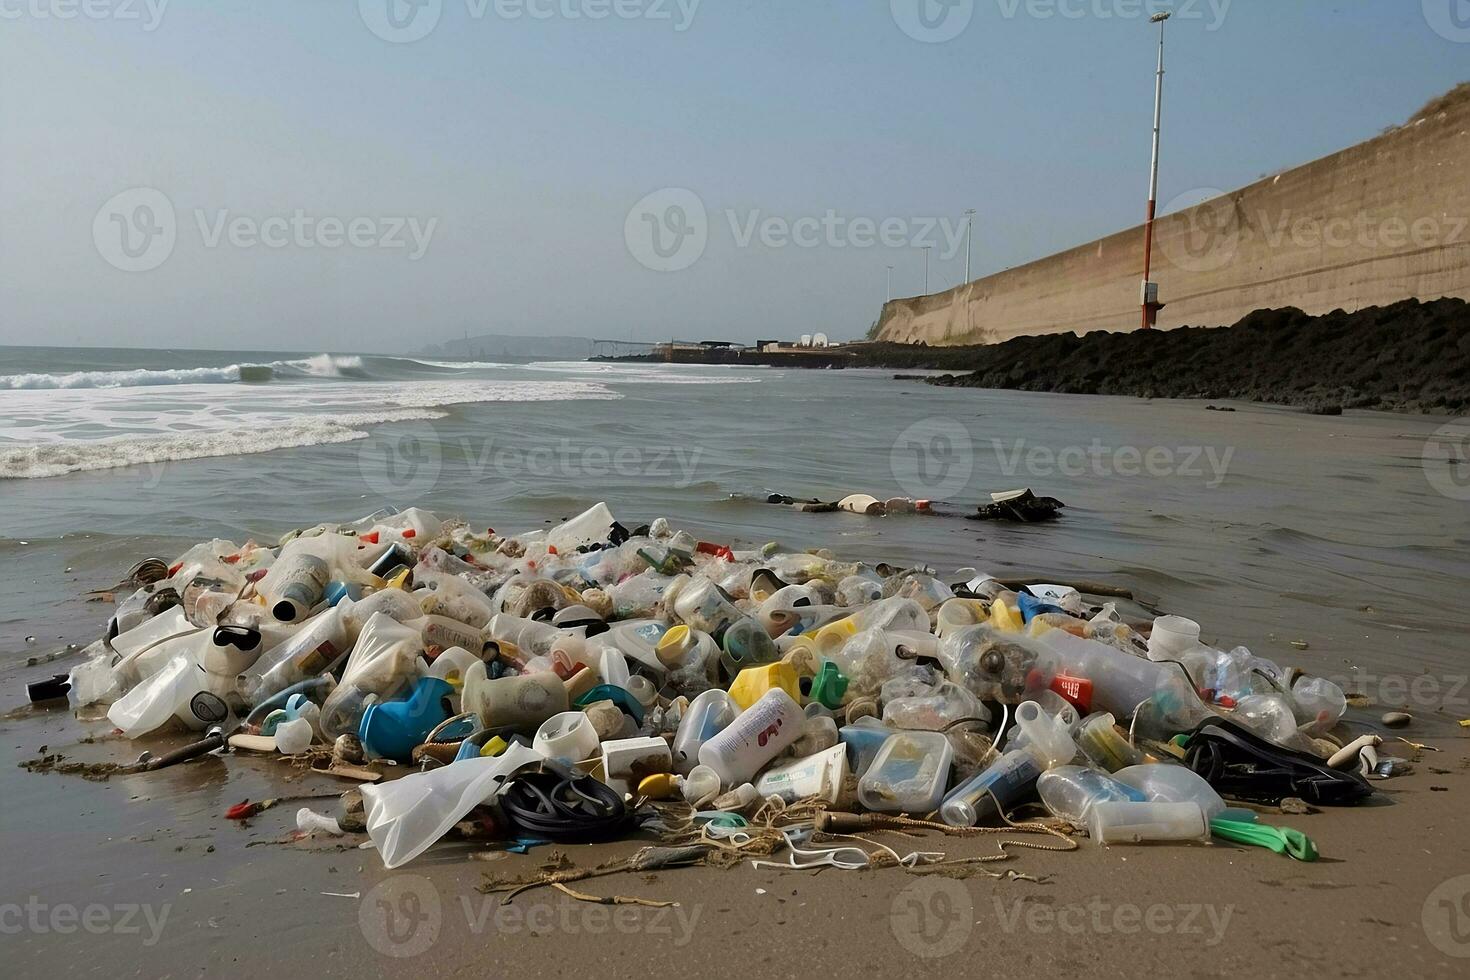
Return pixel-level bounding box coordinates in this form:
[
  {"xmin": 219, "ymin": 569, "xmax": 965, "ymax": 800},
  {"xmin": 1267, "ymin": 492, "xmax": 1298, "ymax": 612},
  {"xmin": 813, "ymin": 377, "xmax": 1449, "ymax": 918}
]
[{"xmin": 938, "ymin": 749, "xmax": 1043, "ymax": 826}]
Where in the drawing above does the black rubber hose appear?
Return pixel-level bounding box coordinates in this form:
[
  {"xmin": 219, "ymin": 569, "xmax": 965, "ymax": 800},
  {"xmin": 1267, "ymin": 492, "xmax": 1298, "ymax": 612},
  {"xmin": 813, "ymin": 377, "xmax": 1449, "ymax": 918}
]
[{"xmin": 499, "ymin": 769, "xmax": 633, "ymax": 841}]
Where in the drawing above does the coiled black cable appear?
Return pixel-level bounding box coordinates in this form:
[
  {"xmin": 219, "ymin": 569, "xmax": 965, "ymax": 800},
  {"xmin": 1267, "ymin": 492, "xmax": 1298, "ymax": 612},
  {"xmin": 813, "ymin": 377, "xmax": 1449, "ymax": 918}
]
[{"xmin": 499, "ymin": 767, "xmax": 633, "ymax": 841}]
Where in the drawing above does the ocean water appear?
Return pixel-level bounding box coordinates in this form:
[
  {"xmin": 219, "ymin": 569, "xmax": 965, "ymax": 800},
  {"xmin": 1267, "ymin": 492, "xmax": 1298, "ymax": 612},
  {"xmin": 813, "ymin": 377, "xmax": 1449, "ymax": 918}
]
[{"xmin": 3, "ymin": 345, "xmax": 1468, "ymax": 724}]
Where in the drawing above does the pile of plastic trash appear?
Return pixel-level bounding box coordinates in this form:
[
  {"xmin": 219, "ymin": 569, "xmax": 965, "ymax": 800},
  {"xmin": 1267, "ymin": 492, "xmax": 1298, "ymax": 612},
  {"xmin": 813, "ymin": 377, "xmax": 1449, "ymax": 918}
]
[{"xmin": 43, "ymin": 503, "xmax": 1395, "ymax": 871}]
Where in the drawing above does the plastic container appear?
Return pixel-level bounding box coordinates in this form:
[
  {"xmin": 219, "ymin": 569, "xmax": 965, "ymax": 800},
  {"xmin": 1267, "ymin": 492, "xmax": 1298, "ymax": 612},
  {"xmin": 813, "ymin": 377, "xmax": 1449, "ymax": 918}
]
[
  {"xmin": 1036, "ymin": 764, "xmax": 1145, "ymax": 824},
  {"xmin": 719, "ymin": 617, "xmax": 779, "ymax": 677},
  {"xmin": 1088, "ymin": 801, "xmax": 1210, "ymax": 844},
  {"xmin": 319, "ymin": 613, "xmax": 425, "ymax": 740},
  {"xmin": 592, "ymin": 620, "xmax": 669, "ymax": 676},
  {"xmin": 1073, "ymin": 711, "xmax": 1146, "ymax": 772},
  {"xmin": 238, "ymin": 606, "xmax": 350, "ymax": 707},
  {"xmin": 543, "ymin": 502, "xmax": 616, "ymax": 552},
  {"xmin": 601, "ymin": 736, "xmax": 672, "ymax": 796},
  {"xmin": 681, "ymin": 764, "xmax": 721, "ymax": 805},
  {"xmin": 1146, "ymin": 615, "xmax": 1202, "ymax": 662},
  {"xmin": 755, "ymin": 744, "xmax": 847, "ymax": 805},
  {"xmin": 857, "ymin": 730, "xmax": 954, "ymax": 814},
  {"xmin": 672, "ymin": 689, "xmax": 739, "ymax": 773},
  {"xmin": 1011, "ymin": 700, "xmax": 1078, "ymax": 769},
  {"xmin": 264, "ymin": 553, "xmax": 330, "ymax": 623},
  {"xmin": 485, "ymin": 614, "xmax": 584, "ymax": 663},
  {"xmin": 935, "ymin": 598, "xmax": 987, "ymax": 638},
  {"xmin": 697, "ymin": 688, "xmax": 804, "ymax": 787},
  {"xmin": 665, "ymin": 576, "xmax": 743, "ymax": 637},
  {"xmin": 533, "ymin": 711, "xmax": 600, "ymax": 765},
  {"xmin": 411, "ymin": 615, "xmax": 487, "ymax": 656},
  {"xmin": 839, "ymin": 719, "xmax": 896, "ymax": 778},
  {"xmin": 359, "ymin": 677, "xmax": 456, "ymax": 762},
  {"xmin": 340, "ymin": 588, "xmax": 423, "ymax": 635},
  {"xmin": 727, "ymin": 661, "xmax": 801, "ymax": 711},
  {"xmin": 1113, "ymin": 764, "xmax": 1226, "ymax": 820},
  {"xmin": 461, "ymin": 660, "xmax": 568, "ymax": 734},
  {"xmin": 938, "ymin": 749, "xmax": 1041, "ymax": 826}
]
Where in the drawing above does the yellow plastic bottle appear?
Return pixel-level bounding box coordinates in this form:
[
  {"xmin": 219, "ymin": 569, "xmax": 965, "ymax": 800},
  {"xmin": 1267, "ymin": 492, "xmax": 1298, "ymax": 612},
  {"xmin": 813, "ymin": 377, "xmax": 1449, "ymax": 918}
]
[{"xmin": 728, "ymin": 661, "xmax": 801, "ymax": 711}]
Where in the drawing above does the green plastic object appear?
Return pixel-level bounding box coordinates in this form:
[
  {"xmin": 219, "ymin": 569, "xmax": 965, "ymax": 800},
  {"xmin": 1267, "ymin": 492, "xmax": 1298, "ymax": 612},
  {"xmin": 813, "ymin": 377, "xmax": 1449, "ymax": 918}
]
[
  {"xmin": 1210, "ymin": 817, "xmax": 1318, "ymax": 862},
  {"xmin": 808, "ymin": 661, "xmax": 850, "ymax": 710}
]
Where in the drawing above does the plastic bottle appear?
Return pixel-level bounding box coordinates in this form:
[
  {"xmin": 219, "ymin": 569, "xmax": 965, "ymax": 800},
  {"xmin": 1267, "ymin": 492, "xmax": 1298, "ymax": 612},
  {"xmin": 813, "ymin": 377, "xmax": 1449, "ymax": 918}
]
[
  {"xmin": 319, "ymin": 613, "xmax": 425, "ymax": 740},
  {"xmin": 1010, "ymin": 700, "xmax": 1078, "ymax": 769},
  {"xmin": 697, "ymin": 688, "xmax": 804, "ymax": 787},
  {"xmin": 340, "ymin": 589, "xmax": 423, "ymax": 635},
  {"xmin": 238, "ymin": 607, "xmax": 350, "ymax": 707},
  {"xmin": 1112, "ymin": 764, "xmax": 1226, "ymax": 820},
  {"xmin": 938, "ymin": 749, "xmax": 1043, "ymax": 827},
  {"xmin": 409, "ymin": 614, "xmax": 487, "ymax": 656},
  {"xmin": 727, "ymin": 661, "xmax": 801, "ymax": 711},
  {"xmin": 1036, "ymin": 764, "xmax": 1145, "ymax": 824},
  {"xmin": 264, "ymin": 552, "xmax": 331, "ymax": 623},
  {"xmin": 461, "ymin": 660, "xmax": 568, "ymax": 733},
  {"xmin": 1073, "ymin": 712, "xmax": 1146, "ymax": 772},
  {"xmin": 857, "ymin": 730, "xmax": 954, "ymax": 814},
  {"xmin": 664, "ymin": 576, "xmax": 743, "ymax": 637},
  {"xmin": 672, "ymin": 689, "xmax": 739, "ymax": 773},
  {"xmin": 485, "ymin": 613, "xmax": 585, "ymax": 663}
]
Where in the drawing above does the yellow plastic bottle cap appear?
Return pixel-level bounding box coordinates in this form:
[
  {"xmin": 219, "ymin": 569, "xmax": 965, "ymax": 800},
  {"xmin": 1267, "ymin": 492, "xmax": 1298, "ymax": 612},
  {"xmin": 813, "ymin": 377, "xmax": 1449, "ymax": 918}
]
[
  {"xmin": 479, "ymin": 736, "xmax": 510, "ymax": 758},
  {"xmin": 656, "ymin": 624, "xmax": 692, "ymax": 666},
  {"xmin": 637, "ymin": 773, "xmax": 680, "ymax": 799}
]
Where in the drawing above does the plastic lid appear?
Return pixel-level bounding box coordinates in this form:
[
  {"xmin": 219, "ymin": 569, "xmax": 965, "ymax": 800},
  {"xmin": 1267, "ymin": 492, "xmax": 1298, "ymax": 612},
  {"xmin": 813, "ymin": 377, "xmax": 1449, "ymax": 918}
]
[{"xmin": 656, "ymin": 624, "xmax": 694, "ymax": 665}]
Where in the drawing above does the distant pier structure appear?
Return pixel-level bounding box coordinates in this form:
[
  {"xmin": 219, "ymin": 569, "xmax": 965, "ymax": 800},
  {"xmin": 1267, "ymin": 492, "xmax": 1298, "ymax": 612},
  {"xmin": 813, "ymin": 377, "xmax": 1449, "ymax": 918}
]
[{"xmin": 590, "ymin": 339, "xmax": 661, "ymax": 358}]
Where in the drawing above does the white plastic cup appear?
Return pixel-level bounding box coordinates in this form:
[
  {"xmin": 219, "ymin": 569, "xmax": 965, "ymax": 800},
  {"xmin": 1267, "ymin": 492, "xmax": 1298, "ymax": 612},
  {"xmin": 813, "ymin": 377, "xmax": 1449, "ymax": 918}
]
[
  {"xmin": 1146, "ymin": 615, "xmax": 1201, "ymax": 661},
  {"xmin": 533, "ymin": 711, "xmax": 600, "ymax": 765}
]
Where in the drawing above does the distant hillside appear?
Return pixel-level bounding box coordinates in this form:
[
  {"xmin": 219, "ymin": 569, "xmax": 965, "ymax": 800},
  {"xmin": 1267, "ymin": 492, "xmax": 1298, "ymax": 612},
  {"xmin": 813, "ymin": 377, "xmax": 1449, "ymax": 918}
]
[{"xmin": 416, "ymin": 334, "xmax": 594, "ymax": 361}]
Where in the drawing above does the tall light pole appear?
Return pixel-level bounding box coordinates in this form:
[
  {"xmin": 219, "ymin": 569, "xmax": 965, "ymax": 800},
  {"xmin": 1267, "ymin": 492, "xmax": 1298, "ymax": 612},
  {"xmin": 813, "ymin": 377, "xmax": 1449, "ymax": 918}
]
[
  {"xmin": 886, "ymin": 264, "xmax": 894, "ymax": 303},
  {"xmin": 964, "ymin": 209, "xmax": 976, "ymax": 283},
  {"xmin": 1140, "ymin": 9, "xmax": 1171, "ymax": 330},
  {"xmin": 923, "ymin": 246, "xmax": 931, "ymax": 294}
]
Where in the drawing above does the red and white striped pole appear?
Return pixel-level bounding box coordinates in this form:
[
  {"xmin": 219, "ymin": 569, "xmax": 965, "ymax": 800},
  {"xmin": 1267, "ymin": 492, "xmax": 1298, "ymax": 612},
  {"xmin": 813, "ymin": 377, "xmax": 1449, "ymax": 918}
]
[{"xmin": 1141, "ymin": 10, "xmax": 1170, "ymax": 330}]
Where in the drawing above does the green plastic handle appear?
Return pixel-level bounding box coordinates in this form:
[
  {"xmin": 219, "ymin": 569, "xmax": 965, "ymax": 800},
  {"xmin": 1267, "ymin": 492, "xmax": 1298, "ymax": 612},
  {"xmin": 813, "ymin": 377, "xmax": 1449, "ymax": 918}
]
[{"xmin": 1210, "ymin": 817, "xmax": 1318, "ymax": 862}]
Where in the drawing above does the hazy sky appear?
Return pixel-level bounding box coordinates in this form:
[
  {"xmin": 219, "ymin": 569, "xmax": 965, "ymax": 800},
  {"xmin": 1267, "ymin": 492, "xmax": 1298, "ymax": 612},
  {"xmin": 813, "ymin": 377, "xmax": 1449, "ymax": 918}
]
[{"xmin": 1, "ymin": 1, "xmax": 1466, "ymax": 352}]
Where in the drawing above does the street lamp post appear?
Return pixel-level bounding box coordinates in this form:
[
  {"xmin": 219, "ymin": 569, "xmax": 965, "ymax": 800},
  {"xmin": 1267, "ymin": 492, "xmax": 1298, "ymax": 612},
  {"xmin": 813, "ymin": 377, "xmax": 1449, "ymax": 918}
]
[
  {"xmin": 923, "ymin": 246, "xmax": 932, "ymax": 294},
  {"xmin": 964, "ymin": 209, "xmax": 976, "ymax": 283},
  {"xmin": 886, "ymin": 264, "xmax": 894, "ymax": 303},
  {"xmin": 1140, "ymin": 10, "xmax": 1171, "ymax": 330}
]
